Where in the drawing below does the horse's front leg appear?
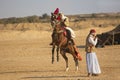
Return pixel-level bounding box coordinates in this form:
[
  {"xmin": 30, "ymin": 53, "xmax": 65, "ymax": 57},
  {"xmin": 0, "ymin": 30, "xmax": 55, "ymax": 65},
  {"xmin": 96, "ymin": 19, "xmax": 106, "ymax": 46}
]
[
  {"xmin": 52, "ymin": 44, "xmax": 55, "ymax": 64},
  {"xmin": 56, "ymin": 46, "xmax": 59, "ymax": 62}
]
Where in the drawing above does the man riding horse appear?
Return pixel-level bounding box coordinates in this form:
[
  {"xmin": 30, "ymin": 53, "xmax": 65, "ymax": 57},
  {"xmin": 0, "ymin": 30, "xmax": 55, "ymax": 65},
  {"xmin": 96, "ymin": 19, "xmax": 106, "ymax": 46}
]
[{"xmin": 50, "ymin": 8, "xmax": 82, "ymax": 60}]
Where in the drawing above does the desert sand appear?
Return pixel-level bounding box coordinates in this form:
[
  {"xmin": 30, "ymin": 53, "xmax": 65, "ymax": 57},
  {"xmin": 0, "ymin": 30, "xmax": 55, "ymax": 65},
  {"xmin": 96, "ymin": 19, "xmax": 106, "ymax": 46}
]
[{"xmin": 0, "ymin": 24, "xmax": 120, "ymax": 80}]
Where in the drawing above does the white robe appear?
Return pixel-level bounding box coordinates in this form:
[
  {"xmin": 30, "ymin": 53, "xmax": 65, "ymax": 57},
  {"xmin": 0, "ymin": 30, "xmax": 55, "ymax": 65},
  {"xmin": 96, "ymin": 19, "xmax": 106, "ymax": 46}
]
[
  {"xmin": 86, "ymin": 52, "xmax": 101, "ymax": 74},
  {"xmin": 86, "ymin": 34, "xmax": 101, "ymax": 74}
]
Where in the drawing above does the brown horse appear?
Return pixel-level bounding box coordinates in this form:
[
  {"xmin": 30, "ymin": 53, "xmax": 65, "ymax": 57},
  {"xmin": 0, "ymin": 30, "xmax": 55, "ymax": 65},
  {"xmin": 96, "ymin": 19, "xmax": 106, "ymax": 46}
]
[
  {"xmin": 50, "ymin": 13, "xmax": 81, "ymax": 71},
  {"xmin": 53, "ymin": 24, "xmax": 79, "ymax": 71}
]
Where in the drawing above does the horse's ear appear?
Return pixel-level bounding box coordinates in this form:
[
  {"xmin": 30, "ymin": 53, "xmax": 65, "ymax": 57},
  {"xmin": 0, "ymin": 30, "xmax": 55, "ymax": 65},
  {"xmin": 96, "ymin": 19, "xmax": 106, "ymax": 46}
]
[{"xmin": 51, "ymin": 12, "xmax": 53, "ymax": 15}]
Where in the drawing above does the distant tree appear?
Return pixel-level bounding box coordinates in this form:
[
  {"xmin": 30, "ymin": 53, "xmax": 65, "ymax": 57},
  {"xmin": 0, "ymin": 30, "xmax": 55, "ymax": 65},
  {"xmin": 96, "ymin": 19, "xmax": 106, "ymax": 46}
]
[
  {"xmin": 27, "ymin": 15, "xmax": 40, "ymax": 23},
  {"xmin": 8, "ymin": 17, "xmax": 17, "ymax": 23},
  {"xmin": 0, "ymin": 13, "xmax": 51, "ymax": 23},
  {"xmin": 91, "ymin": 13, "xmax": 96, "ymax": 18},
  {"xmin": 0, "ymin": 19, "xmax": 3, "ymax": 24},
  {"xmin": 42, "ymin": 13, "xmax": 49, "ymax": 19},
  {"xmin": 16, "ymin": 17, "xmax": 28, "ymax": 23}
]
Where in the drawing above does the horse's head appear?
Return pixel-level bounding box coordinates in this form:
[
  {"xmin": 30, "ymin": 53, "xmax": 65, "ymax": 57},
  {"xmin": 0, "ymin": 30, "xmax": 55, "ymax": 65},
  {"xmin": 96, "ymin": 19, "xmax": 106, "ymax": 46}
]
[
  {"xmin": 51, "ymin": 13, "xmax": 64, "ymax": 28},
  {"xmin": 51, "ymin": 13, "xmax": 57, "ymax": 28}
]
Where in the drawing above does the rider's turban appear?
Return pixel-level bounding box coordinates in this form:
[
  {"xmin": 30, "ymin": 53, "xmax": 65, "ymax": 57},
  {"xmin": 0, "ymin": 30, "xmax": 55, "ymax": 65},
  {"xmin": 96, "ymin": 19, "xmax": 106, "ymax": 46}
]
[
  {"xmin": 90, "ymin": 29, "xmax": 96, "ymax": 33},
  {"xmin": 54, "ymin": 8, "xmax": 59, "ymax": 15}
]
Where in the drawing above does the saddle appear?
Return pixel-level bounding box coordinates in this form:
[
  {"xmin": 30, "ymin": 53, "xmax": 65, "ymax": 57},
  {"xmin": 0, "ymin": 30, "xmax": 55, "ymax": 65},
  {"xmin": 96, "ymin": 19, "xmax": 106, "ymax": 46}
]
[{"xmin": 63, "ymin": 29, "xmax": 75, "ymax": 45}]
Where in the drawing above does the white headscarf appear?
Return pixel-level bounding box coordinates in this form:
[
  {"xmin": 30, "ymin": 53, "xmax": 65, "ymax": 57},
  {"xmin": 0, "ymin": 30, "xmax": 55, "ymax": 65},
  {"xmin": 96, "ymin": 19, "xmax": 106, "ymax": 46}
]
[{"xmin": 60, "ymin": 13, "xmax": 67, "ymax": 21}]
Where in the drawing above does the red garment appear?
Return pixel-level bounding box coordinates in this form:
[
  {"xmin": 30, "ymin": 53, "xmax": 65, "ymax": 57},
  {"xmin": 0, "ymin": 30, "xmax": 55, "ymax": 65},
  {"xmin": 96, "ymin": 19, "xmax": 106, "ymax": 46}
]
[
  {"xmin": 54, "ymin": 8, "xmax": 59, "ymax": 14},
  {"xmin": 56, "ymin": 15, "xmax": 61, "ymax": 21}
]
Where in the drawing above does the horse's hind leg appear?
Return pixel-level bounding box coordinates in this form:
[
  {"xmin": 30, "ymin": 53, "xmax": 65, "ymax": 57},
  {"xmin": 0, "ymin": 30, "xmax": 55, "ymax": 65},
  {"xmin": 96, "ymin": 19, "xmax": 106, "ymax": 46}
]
[
  {"xmin": 74, "ymin": 57, "xmax": 79, "ymax": 71},
  {"xmin": 68, "ymin": 45, "xmax": 79, "ymax": 71},
  {"xmin": 60, "ymin": 50, "xmax": 69, "ymax": 71},
  {"xmin": 52, "ymin": 44, "xmax": 55, "ymax": 64},
  {"xmin": 56, "ymin": 46, "xmax": 59, "ymax": 62}
]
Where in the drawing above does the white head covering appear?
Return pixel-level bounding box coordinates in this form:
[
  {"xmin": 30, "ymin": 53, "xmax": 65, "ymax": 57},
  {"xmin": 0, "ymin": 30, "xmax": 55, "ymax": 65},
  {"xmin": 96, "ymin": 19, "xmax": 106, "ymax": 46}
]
[{"xmin": 60, "ymin": 13, "xmax": 67, "ymax": 21}]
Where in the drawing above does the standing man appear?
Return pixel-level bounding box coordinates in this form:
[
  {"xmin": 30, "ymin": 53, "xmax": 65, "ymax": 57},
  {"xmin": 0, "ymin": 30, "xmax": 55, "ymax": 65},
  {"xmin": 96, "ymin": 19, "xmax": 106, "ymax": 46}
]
[{"xmin": 85, "ymin": 29, "xmax": 101, "ymax": 77}]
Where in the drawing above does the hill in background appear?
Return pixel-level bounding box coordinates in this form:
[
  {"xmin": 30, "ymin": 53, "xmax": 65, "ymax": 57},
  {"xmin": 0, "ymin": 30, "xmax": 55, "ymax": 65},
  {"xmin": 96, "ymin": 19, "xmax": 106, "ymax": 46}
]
[{"xmin": 0, "ymin": 12, "xmax": 120, "ymax": 31}]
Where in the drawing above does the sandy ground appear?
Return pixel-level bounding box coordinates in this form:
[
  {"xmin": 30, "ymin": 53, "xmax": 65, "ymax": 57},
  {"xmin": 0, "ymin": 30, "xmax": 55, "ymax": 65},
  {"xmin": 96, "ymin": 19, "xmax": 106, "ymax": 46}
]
[{"xmin": 0, "ymin": 27, "xmax": 120, "ymax": 80}]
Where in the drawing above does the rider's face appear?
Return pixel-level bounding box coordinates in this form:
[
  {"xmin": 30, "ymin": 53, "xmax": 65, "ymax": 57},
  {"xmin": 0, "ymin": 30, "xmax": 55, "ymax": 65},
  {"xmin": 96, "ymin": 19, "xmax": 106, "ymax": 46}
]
[{"xmin": 91, "ymin": 32, "xmax": 96, "ymax": 36}]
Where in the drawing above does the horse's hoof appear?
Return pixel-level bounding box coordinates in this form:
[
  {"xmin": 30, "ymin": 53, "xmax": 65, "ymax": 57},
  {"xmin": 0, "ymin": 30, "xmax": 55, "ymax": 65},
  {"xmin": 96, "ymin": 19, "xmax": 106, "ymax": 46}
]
[
  {"xmin": 66, "ymin": 67, "xmax": 69, "ymax": 71},
  {"xmin": 57, "ymin": 58, "xmax": 59, "ymax": 62},
  {"xmin": 52, "ymin": 61, "xmax": 54, "ymax": 64},
  {"xmin": 76, "ymin": 66, "xmax": 79, "ymax": 71}
]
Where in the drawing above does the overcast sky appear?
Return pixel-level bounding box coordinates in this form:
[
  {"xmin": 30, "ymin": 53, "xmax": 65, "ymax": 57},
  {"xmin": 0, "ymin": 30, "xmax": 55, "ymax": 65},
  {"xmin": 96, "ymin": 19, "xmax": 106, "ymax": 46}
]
[{"xmin": 0, "ymin": 0, "xmax": 120, "ymax": 18}]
